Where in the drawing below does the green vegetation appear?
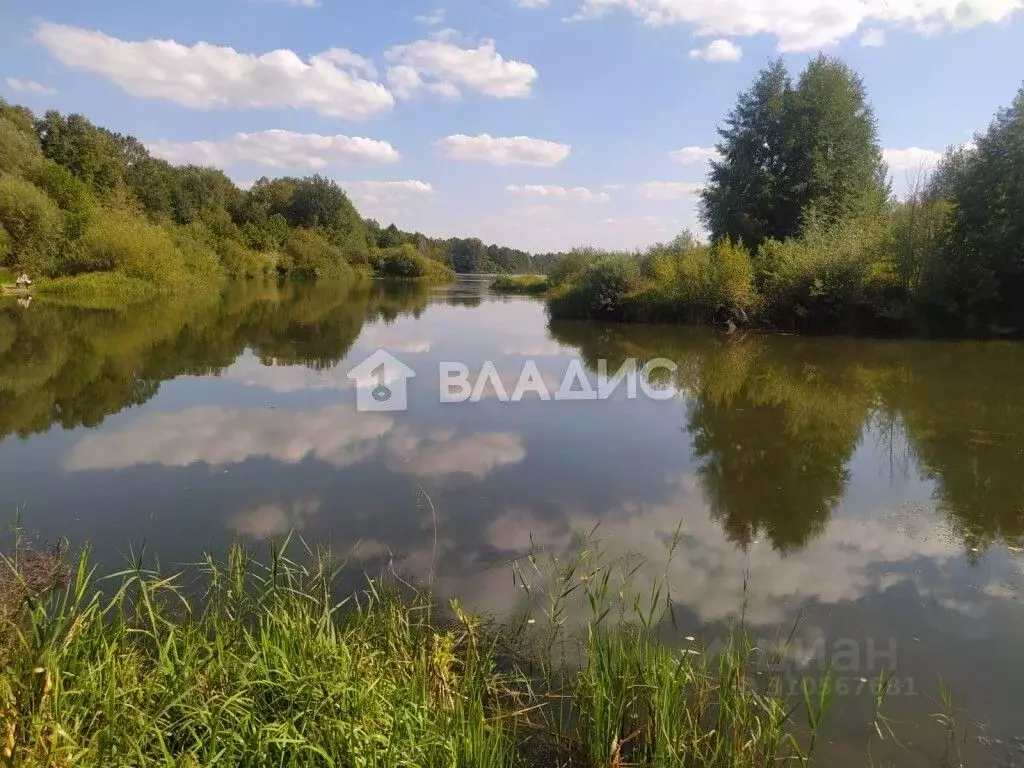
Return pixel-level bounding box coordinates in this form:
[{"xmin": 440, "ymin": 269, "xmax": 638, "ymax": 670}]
[
  {"xmin": 0, "ymin": 100, "xmax": 467, "ymax": 302},
  {"xmin": 0, "ymin": 532, "xmax": 874, "ymax": 768},
  {"xmin": 549, "ymin": 58, "xmax": 1024, "ymax": 336},
  {"xmin": 490, "ymin": 274, "xmax": 550, "ymax": 295}
]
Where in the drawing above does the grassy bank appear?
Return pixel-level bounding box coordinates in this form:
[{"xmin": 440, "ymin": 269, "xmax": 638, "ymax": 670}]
[
  {"xmin": 491, "ymin": 274, "xmax": 551, "ymax": 295},
  {"xmin": 0, "ymin": 537, "xmax": 857, "ymax": 768}
]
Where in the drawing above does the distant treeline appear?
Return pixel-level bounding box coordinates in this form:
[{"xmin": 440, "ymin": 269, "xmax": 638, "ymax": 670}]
[
  {"xmin": 549, "ymin": 57, "xmax": 1024, "ymax": 337},
  {"xmin": 0, "ymin": 100, "xmax": 565, "ymax": 302}
]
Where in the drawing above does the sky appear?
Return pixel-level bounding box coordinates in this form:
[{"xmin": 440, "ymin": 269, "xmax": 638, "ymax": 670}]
[{"xmin": 0, "ymin": 0, "xmax": 1022, "ymax": 252}]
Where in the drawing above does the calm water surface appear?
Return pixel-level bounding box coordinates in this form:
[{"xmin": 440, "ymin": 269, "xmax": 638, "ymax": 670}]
[{"xmin": 1, "ymin": 276, "xmax": 1022, "ymax": 765}]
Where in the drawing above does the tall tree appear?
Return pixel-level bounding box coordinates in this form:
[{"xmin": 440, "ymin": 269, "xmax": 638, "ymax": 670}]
[
  {"xmin": 701, "ymin": 57, "xmax": 886, "ymax": 251},
  {"xmin": 786, "ymin": 55, "xmax": 886, "ymax": 229},
  {"xmin": 700, "ymin": 59, "xmax": 794, "ymax": 251}
]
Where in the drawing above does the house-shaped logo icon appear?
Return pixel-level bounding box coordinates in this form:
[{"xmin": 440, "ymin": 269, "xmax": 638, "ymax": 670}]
[{"xmin": 347, "ymin": 349, "xmax": 416, "ymax": 412}]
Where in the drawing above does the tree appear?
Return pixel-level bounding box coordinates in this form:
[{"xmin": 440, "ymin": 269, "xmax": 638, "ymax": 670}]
[
  {"xmin": 0, "ymin": 176, "xmax": 65, "ymax": 275},
  {"xmin": 938, "ymin": 84, "xmax": 1024, "ymax": 328},
  {"xmin": 35, "ymin": 111, "xmax": 123, "ymax": 194},
  {"xmin": 701, "ymin": 60, "xmax": 794, "ymax": 251},
  {"xmin": 701, "ymin": 57, "xmax": 886, "ymax": 251},
  {"xmin": 786, "ymin": 56, "xmax": 886, "ymax": 228}
]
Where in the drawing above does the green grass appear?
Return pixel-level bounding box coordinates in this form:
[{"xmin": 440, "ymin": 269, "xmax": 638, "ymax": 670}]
[
  {"xmin": 0, "ymin": 535, "xmax": 848, "ymax": 767},
  {"xmin": 491, "ymin": 274, "xmax": 550, "ymax": 295}
]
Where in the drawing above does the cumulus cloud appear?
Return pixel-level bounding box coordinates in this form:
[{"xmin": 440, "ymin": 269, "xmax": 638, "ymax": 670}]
[
  {"xmin": 670, "ymin": 146, "xmax": 720, "ymax": 164},
  {"xmin": 689, "ymin": 39, "xmax": 742, "ymax": 62},
  {"xmin": 515, "ymin": 0, "xmax": 552, "ymax": 6},
  {"xmin": 566, "ymin": 0, "xmax": 1024, "ymax": 51},
  {"xmin": 342, "ymin": 180, "xmax": 436, "ymax": 206},
  {"xmin": 385, "ymin": 35, "xmax": 537, "ymax": 99},
  {"xmin": 506, "ymin": 185, "xmax": 609, "ymax": 202},
  {"xmin": 860, "ymin": 28, "xmax": 887, "ymax": 46},
  {"xmin": 34, "ymin": 22, "xmax": 393, "ymax": 119},
  {"xmin": 636, "ymin": 181, "xmax": 704, "ymax": 199},
  {"xmin": 147, "ymin": 130, "xmax": 399, "ymax": 168},
  {"xmin": 883, "ymin": 147, "xmax": 944, "ymax": 171},
  {"xmin": 414, "ymin": 8, "xmax": 446, "ymax": 25},
  {"xmin": 5, "ymin": 77, "xmax": 57, "ymax": 95},
  {"xmin": 436, "ymin": 134, "xmax": 570, "ymax": 166}
]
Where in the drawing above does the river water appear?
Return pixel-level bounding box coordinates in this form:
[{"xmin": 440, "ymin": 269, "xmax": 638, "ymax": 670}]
[{"xmin": 1, "ymin": 276, "xmax": 1022, "ymax": 765}]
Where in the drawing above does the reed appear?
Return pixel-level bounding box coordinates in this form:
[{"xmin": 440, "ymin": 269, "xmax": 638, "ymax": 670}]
[{"xmin": 0, "ymin": 533, "xmax": 840, "ymax": 767}]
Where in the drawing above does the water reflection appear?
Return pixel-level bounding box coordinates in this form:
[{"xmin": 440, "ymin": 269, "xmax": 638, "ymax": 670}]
[{"xmin": 2, "ymin": 278, "xmax": 1023, "ymax": 765}]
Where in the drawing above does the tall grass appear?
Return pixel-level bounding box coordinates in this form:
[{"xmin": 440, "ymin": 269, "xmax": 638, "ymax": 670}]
[{"xmin": 0, "ymin": 534, "xmax": 841, "ymax": 767}]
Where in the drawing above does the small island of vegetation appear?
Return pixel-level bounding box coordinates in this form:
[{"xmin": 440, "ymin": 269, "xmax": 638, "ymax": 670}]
[{"xmin": 490, "ymin": 274, "xmax": 551, "ymax": 295}]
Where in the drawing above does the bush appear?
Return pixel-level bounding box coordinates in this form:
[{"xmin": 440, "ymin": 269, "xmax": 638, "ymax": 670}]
[
  {"xmin": 491, "ymin": 274, "xmax": 549, "ymax": 294},
  {"xmin": 756, "ymin": 215, "xmax": 892, "ymax": 331},
  {"xmin": 377, "ymin": 244, "xmax": 455, "ymax": 283},
  {"xmin": 549, "ymin": 247, "xmax": 603, "ymax": 287},
  {"xmin": 0, "ymin": 117, "xmax": 42, "ymax": 176},
  {"xmin": 81, "ymin": 207, "xmax": 187, "ymax": 284},
  {"xmin": 281, "ymin": 229, "xmax": 352, "ymax": 280},
  {"xmin": 0, "ymin": 175, "xmax": 65, "ymax": 275},
  {"xmin": 24, "ymin": 157, "xmax": 95, "ymax": 238}
]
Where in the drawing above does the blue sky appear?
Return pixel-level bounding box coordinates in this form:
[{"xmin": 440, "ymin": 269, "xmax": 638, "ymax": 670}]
[{"xmin": 1, "ymin": 0, "xmax": 1022, "ymax": 251}]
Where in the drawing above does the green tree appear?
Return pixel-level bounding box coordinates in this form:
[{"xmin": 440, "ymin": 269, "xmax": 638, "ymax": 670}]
[
  {"xmin": 35, "ymin": 111, "xmax": 123, "ymax": 194},
  {"xmin": 0, "ymin": 116, "xmax": 42, "ymax": 175},
  {"xmin": 701, "ymin": 60, "xmax": 794, "ymax": 250},
  {"xmin": 935, "ymin": 84, "xmax": 1024, "ymax": 329},
  {"xmin": 787, "ymin": 56, "xmax": 886, "ymax": 228}
]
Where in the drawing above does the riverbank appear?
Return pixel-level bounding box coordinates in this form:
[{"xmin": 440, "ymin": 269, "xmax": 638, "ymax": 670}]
[{"xmin": 0, "ymin": 538, "xmax": 887, "ymax": 767}]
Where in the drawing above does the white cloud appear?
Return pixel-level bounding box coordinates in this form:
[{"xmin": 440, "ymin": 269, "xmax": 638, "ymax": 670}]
[
  {"xmin": 385, "ymin": 428, "xmax": 526, "ymax": 479},
  {"xmin": 515, "ymin": 0, "xmax": 552, "ymax": 6},
  {"xmin": 414, "ymin": 8, "xmax": 446, "ymax": 25},
  {"xmin": 883, "ymin": 147, "xmax": 944, "ymax": 172},
  {"xmin": 34, "ymin": 22, "xmax": 393, "ymax": 120},
  {"xmin": 147, "ymin": 130, "xmax": 399, "ymax": 168},
  {"xmin": 63, "ymin": 406, "xmax": 394, "ymax": 471},
  {"xmin": 385, "ymin": 35, "xmax": 537, "ymax": 99},
  {"xmin": 271, "ymin": 0, "xmax": 321, "ymax": 6},
  {"xmin": 5, "ymin": 77, "xmax": 57, "ymax": 95},
  {"xmin": 342, "ymin": 180, "xmax": 436, "ymax": 205},
  {"xmin": 637, "ymin": 181, "xmax": 704, "ymax": 199},
  {"xmin": 689, "ymin": 39, "xmax": 743, "ymax": 62},
  {"xmin": 860, "ymin": 28, "xmax": 887, "ymax": 46},
  {"xmin": 436, "ymin": 134, "xmax": 570, "ymax": 166},
  {"xmin": 670, "ymin": 146, "xmax": 720, "ymax": 164},
  {"xmin": 566, "ymin": 0, "xmax": 1024, "ymax": 51},
  {"xmin": 506, "ymin": 184, "xmax": 610, "ymax": 202}
]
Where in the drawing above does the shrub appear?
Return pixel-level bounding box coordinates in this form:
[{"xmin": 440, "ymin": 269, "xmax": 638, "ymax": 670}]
[
  {"xmin": 0, "ymin": 175, "xmax": 65, "ymax": 275},
  {"xmin": 281, "ymin": 229, "xmax": 352, "ymax": 280},
  {"xmin": 491, "ymin": 274, "xmax": 549, "ymax": 294},
  {"xmin": 0, "ymin": 117, "xmax": 42, "ymax": 176},
  {"xmin": 756, "ymin": 214, "xmax": 891, "ymax": 331},
  {"xmin": 24, "ymin": 157, "xmax": 95, "ymax": 238},
  {"xmin": 549, "ymin": 247, "xmax": 603, "ymax": 287},
  {"xmin": 81, "ymin": 207, "xmax": 187, "ymax": 284},
  {"xmin": 377, "ymin": 244, "xmax": 456, "ymax": 282}
]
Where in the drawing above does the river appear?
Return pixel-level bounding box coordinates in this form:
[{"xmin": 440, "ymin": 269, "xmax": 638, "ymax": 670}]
[{"xmin": 1, "ymin": 276, "xmax": 1022, "ymax": 765}]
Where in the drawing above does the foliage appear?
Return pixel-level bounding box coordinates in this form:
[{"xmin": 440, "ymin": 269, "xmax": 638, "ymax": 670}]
[
  {"xmin": 0, "ymin": 175, "xmax": 65, "ymax": 275},
  {"xmin": 0, "ymin": 116, "xmax": 42, "ymax": 176},
  {"xmin": 701, "ymin": 56, "xmax": 886, "ymax": 251},
  {"xmin": 376, "ymin": 243, "xmax": 456, "ymax": 282},
  {"xmin": 490, "ymin": 274, "xmax": 550, "ymax": 294}
]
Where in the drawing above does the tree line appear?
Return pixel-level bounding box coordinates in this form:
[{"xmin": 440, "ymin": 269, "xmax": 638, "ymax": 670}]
[
  {"xmin": 0, "ymin": 100, "xmax": 564, "ymax": 302},
  {"xmin": 549, "ymin": 56, "xmax": 1024, "ymax": 336}
]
